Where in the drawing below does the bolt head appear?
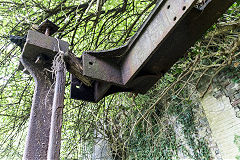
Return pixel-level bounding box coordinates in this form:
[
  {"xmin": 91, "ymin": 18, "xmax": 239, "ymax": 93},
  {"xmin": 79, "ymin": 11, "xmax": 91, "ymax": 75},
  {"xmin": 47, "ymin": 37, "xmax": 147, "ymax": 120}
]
[{"xmin": 37, "ymin": 19, "xmax": 59, "ymax": 36}]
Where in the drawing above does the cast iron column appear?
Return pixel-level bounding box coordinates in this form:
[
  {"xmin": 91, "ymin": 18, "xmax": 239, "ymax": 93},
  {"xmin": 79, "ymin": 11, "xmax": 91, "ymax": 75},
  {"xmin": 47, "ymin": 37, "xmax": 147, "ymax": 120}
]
[{"xmin": 21, "ymin": 20, "xmax": 68, "ymax": 159}]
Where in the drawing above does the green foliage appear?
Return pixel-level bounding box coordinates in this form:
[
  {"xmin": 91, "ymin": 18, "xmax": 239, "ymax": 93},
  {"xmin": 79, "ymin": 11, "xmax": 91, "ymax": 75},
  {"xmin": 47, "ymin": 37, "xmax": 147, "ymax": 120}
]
[
  {"xmin": 128, "ymin": 122, "xmax": 178, "ymax": 160},
  {"xmin": 0, "ymin": 0, "xmax": 239, "ymax": 159},
  {"xmin": 234, "ymin": 135, "xmax": 240, "ymax": 160}
]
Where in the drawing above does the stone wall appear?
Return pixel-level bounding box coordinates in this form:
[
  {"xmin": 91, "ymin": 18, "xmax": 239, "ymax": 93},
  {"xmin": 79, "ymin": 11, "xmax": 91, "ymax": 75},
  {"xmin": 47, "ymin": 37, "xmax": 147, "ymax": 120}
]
[{"xmin": 201, "ymin": 70, "xmax": 240, "ymax": 159}]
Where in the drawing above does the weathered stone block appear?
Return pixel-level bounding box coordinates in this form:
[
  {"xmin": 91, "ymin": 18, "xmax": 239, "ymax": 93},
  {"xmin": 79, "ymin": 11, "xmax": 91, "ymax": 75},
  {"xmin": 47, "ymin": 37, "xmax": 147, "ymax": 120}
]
[{"xmin": 234, "ymin": 92, "xmax": 240, "ymax": 100}]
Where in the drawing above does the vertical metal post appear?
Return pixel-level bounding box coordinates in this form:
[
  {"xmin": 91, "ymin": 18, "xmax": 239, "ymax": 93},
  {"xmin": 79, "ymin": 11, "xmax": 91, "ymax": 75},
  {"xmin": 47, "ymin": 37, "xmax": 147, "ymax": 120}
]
[
  {"xmin": 22, "ymin": 54, "xmax": 54, "ymax": 160},
  {"xmin": 45, "ymin": 27, "xmax": 51, "ymax": 36},
  {"xmin": 21, "ymin": 20, "xmax": 67, "ymax": 160},
  {"xmin": 47, "ymin": 53, "xmax": 66, "ymax": 159}
]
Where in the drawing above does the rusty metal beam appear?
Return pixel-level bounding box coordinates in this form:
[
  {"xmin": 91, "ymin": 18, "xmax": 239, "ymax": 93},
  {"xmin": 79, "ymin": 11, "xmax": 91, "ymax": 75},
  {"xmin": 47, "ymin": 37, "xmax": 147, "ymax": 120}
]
[
  {"xmin": 21, "ymin": 29, "xmax": 69, "ymax": 159},
  {"xmin": 71, "ymin": 0, "xmax": 236, "ymax": 102},
  {"xmin": 47, "ymin": 59, "xmax": 66, "ymax": 160},
  {"xmin": 21, "ymin": 57, "xmax": 54, "ymax": 159},
  {"xmin": 83, "ymin": 0, "xmax": 197, "ymax": 85}
]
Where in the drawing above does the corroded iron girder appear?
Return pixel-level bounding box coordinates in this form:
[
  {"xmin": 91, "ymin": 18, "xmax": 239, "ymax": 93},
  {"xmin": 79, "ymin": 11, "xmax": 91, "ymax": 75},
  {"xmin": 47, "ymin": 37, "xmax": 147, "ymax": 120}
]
[{"xmin": 71, "ymin": 0, "xmax": 236, "ymax": 102}]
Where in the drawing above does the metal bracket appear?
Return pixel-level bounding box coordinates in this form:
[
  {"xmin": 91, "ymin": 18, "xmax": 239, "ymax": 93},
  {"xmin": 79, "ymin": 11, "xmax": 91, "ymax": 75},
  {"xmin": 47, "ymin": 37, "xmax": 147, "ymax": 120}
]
[{"xmin": 71, "ymin": 0, "xmax": 236, "ymax": 102}]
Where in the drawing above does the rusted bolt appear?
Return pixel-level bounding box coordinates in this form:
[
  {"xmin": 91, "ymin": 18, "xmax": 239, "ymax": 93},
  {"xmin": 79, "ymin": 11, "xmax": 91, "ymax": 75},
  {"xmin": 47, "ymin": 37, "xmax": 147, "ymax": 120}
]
[
  {"xmin": 45, "ymin": 27, "xmax": 51, "ymax": 36},
  {"xmin": 37, "ymin": 19, "xmax": 59, "ymax": 36},
  {"xmin": 35, "ymin": 56, "xmax": 42, "ymax": 64}
]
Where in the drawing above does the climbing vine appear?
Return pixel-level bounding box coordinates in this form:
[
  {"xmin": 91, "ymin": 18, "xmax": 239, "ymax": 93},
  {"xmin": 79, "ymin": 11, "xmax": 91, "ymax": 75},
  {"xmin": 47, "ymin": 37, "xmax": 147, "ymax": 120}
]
[{"xmin": 0, "ymin": 0, "xmax": 239, "ymax": 159}]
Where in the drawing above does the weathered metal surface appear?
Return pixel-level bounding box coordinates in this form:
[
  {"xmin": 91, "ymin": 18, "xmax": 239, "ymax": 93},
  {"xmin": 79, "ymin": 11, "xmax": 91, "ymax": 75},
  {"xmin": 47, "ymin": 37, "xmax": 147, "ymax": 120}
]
[
  {"xmin": 37, "ymin": 19, "xmax": 59, "ymax": 36},
  {"xmin": 23, "ymin": 30, "xmax": 68, "ymax": 62},
  {"xmin": 82, "ymin": 0, "xmax": 197, "ymax": 84},
  {"xmin": 21, "ymin": 29, "xmax": 68, "ymax": 159},
  {"xmin": 64, "ymin": 53, "xmax": 92, "ymax": 86},
  {"xmin": 71, "ymin": 0, "xmax": 236, "ymax": 102},
  {"xmin": 121, "ymin": 0, "xmax": 197, "ymax": 85},
  {"xmin": 71, "ymin": 75, "xmax": 131, "ymax": 102},
  {"xmin": 85, "ymin": 44, "xmax": 128, "ymax": 58},
  {"xmin": 136, "ymin": 0, "xmax": 236, "ymax": 91},
  {"xmin": 21, "ymin": 56, "xmax": 54, "ymax": 159},
  {"xmin": 83, "ymin": 54, "xmax": 122, "ymax": 84},
  {"xmin": 70, "ymin": 74, "xmax": 95, "ymax": 102},
  {"xmin": 47, "ymin": 58, "xmax": 66, "ymax": 160}
]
